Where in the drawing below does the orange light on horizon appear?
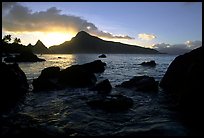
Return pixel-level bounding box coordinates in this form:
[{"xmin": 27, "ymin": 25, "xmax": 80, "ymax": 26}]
[
  {"xmin": 3, "ymin": 31, "xmax": 76, "ymax": 48},
  {"xmin": 3, "ymin": 30, "xmax": 153, "ymax": 49},
  {"xmin": 41, "ymin": 32, "xmax": 74, "ymax": 47}
]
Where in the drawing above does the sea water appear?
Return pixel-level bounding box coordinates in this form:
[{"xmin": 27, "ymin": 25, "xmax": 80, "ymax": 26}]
[{"xmin": 1, "ymin": 54, "xmax": 190, "ymax": 136}]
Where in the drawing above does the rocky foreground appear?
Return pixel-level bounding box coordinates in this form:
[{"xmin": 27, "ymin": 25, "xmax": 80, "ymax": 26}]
[
  {"xmin": 0, "ymin": 62, "xmax": 28, "ymax": 112},
  {"xmin": 0, "ymin": 46, "xmax": 203, "ymax": 136},
  {"xmin": 160, "ymin": 46, "xmax": 203, "ymax": 131}
]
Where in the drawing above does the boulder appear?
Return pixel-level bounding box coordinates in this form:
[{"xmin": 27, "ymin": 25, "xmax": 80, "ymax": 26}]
[
  {"xmin": 159, "ymin": 46, "xmax": 203, "ymax": 126},
  {"xmin": 32, "ymin": 67, "xmax": 61, "ymax": 91},
  {"xmin": 39, "ymin": 66, "xmax": 60, "ymax": 79},
  {"xmin": 160, "ymin": 46, "xmax": 203, "ymax": 93},
  {"xmin": 58, "ymin": 65, "xmax": 97, "ymax": 88},
  {"xmin": 139, "ymin": 60, "xmax": 156, "ymax": 67},
  {"xmin": 32, "ymin": 60, "xmax": 106, "ymax": 91},
  {"xmin": 98, "ymin": 54, "xmax": 106, "ymax": 58},
  {"xmin": 91, "ymin": 79, "xmax": 112, "ymax": 94},
  {"xmin": 82, "ymin": 60, "xmax": 106, "ymax": 73},
  {"xmin": 4, "ymin": 51, "xmax": 45, "ymax": 62},
  {"xmin": 0, "ymin": 62, "xmax": 28, "ymax": 112},
  {"xmin": 87, "ymin": 94, "xmax": 133, "ymax": 111},
  {"xmin": 116, "ymin": 75, "xmax": 158, "ymax": 92}
]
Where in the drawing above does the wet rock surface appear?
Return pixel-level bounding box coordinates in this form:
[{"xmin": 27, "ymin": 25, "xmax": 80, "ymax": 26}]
[
  {"xmin": 87, "ymin": 94, "xmax": 133, "ymax": 111},
  {"xmin": 33, "ymin": 60, "xmax": 106, "ymax": 91},
  {"xmin": 98, "ymin": 54, "xmax": 107, "ymax": 58},
  {"xmin": 0, "ymin": 62, "xmax": 28, "ymax": 112},
  {"xmin": 116, "ymin": 75, "xmax": 158, "ymax": 92},
  {"xmin": 160, "ymin": 46, "xmax": 203, "ymax": 129},
  {"xmin": 139, "ymin": 60, "xmax": 156, "ymax": 67},
  {"xmin": 90, "ymin": 79, "xmax": 112, "ymax": 95}
]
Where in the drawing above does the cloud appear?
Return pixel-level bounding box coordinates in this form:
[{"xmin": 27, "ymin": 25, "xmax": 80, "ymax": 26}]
[
  {"xmin": 95, "ymin": 31, "xmax": 134, "ymax": 39},
  {"xmin": 152, "ymin": 43, "xmax": 170, "ymax": 49},
  {"xmin": 138, "ymin": 33, "xmax": 156, "ymax": 41},
  {"xmin": 152, "ymin": 40, "xmax": 202, "ymax": 54},
  {"xmin": 2, "ymin": 2, "xmax": 17, "ymax": 11},
  {"xmin": 2, "ymin": 2, "xmax": 134, "ymax": 40},
  {"xmin": 185, "ymin": 40, "xmax": 202, "ymax": 48}
]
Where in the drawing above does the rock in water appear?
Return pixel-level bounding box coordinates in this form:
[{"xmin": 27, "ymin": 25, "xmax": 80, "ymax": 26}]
[
  {"xmin": 160, "ymin": 46, "xmax": 203, "ymax": 127},
  {"xmin": 58, "ymin": 60, "xmax": 106, "ymax": 87},
  {"xmin": 98, "ymin": 54, "xmax": 106, "ymax": 58},
  {"xmin": 91, "ymin": 79, "xmax": 112, "ymax": 94},
  {"xmin": 58, "ymin": 65, "xmax": 97, "ymax": 88},
  {"xmin": 140, "ymin": 60, "xmax": 156, "ymax": 67},
  {"xmin": 33, "ymin": 60, "xmax": 106, "ymax": 91},
  {"xmin": 82, "ymin": 60, "xmax": 106, "ymax": 73},
  {"xmin": 33, "ymin": 66, "xmax": 61, "ymax": 91},
  {"xmin": 39, "ymin": 66, "xmax": 61, "ymax": 79},
  {"xmin": 87, "ymin": 94, "xmax": 133, "ymax": 111},
  {"xmin": 0, "ymin": 62, "xmax": 28, "ymax": 112},
  {"xmin": 116, "ymin": 75, "xmax": 158, "ymax": 92}
]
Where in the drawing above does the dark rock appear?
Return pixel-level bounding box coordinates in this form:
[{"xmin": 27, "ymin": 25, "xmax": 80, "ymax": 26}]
[
  {"xmin": 98, "ymin": 54, "xmax": 106, "ymax": 58},
  {"xmin": 32, "ymin": 67, "xmax": 61, "ymax": 91},
  {"xmin": 82, "ymin": 60, "xmax": 106, "ymax": 73},
  {"xmin": 40, "ymin": 67, "xmax": 60, "ymax": 79},
  {"xmin": 0, "ymin": 62, "xmax": 28, "ymax": 112},
  {"xmin": 4, "ymin": 51, "xmax": 45, "ymax": 62},
  {"xmin": 87, "ymin": 94, "xmax": 133, "ymax": 111},
  {"xmin": 159, "ymin": 46, "xmax": 203, "ymax": 126},
  {"xmin": 32, "ymin": 60, "xmax": 106, "ymax": 91},
  {"xmin": 91, "ymin": 79, "xmax": 112, "ymax": 94},
  {"xmin": 58, "ymin": 65, "xmax": 97, "ymax": 88},
  {"xmin": 116, "ymin": 75, "xmax": 158, "ymax": 92},
  {"xmin": 33, "ymin": 79, "xmax": 60, "ymax": 91},
  {"xmin": 140, "ymin": 60, "xmax": 156, "ymax": 67},
  {"xmin": 160, "ymin": 46, "xmax": 203, "ymax": 93}
]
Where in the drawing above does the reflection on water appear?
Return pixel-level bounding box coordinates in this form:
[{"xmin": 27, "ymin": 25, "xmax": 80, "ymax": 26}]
[
  {"xmin": 18, "ymin": 54, "xmax": 176, "ymax": 83},
  {"xmin": 19, "ymin": 54, "xmax": 76, "ymax": 80},
  {"xmin": 38, "ymin": 54, "xmax": 77, "ymax": 69}
]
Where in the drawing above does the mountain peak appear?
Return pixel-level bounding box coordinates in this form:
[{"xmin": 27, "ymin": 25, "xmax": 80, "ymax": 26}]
[
  {"xmin": 33, "ymin": 40, "xmax": 49, "ymax": 54},
  {"xmin": 75, "ymin": 31, "xmax": 91, "ymax": 38},
  {"xmin": 49, "ymin": 31, "xmax": 160, "ymax": 54},
  {"xmin": 35, "ymin": 40, "xmax": 44, "ymax": 46},
  {"xmin": 77, "ymin": 31, "xmax": 89, "ymax": 35}
]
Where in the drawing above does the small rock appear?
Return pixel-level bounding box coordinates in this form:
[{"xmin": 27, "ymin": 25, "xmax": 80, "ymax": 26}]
[
  {"xmin": 87, "ymin": 94, "xmax": 133, "ymax": 111},
  {"xmin": 116, "ymin": 75, "xmax": 158, "ymax": 92},
  {"xmin": 140, "ymin": 60, "xmax": 156, "ymax": 67},
  {"xmin": 91, "ymin": 79, "xmax": 112, "ymax": 94},
  {"xmin": 98, "ymin": 54, "xmax": 106, "ymax": 58}
]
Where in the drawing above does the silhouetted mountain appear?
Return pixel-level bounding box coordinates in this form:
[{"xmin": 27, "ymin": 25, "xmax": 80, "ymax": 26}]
[
  {"xmin": 49, "ymin": 31, "xmax": 160, "ymax": 54},
  {"xmin": 33, "ymin": 40, "xmax": 50, "ymax": 54}
]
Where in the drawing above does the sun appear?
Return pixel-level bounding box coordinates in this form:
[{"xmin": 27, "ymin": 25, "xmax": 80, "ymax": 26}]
[{"xmin": 41, "ymin": 32, "xmax": 74, "ymax": 47}]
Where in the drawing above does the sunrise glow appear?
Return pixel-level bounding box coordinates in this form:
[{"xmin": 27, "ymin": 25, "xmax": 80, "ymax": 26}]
[
  {"xmin": 2, "ymin": 2, "xmax": 202, "ymax": 51},
  {"xmin": 40, "ymin": 32, "xmax": 74, "ymax": 47}
]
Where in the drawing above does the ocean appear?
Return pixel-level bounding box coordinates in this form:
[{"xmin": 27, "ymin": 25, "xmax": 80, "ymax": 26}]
[{"xmin": 1, "ymin": 54, "xmax": 190, "ymax": 136}]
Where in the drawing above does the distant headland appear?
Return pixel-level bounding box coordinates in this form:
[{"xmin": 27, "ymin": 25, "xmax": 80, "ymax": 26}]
[{"xmin": 2, "ymin": 31, "xmax": 160, "ymax": 54}]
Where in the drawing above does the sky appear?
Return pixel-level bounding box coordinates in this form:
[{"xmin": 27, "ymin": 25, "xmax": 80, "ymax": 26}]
[{"xmin": 2, "ymin": 2, "xmax": 202, "ymax": 53}]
